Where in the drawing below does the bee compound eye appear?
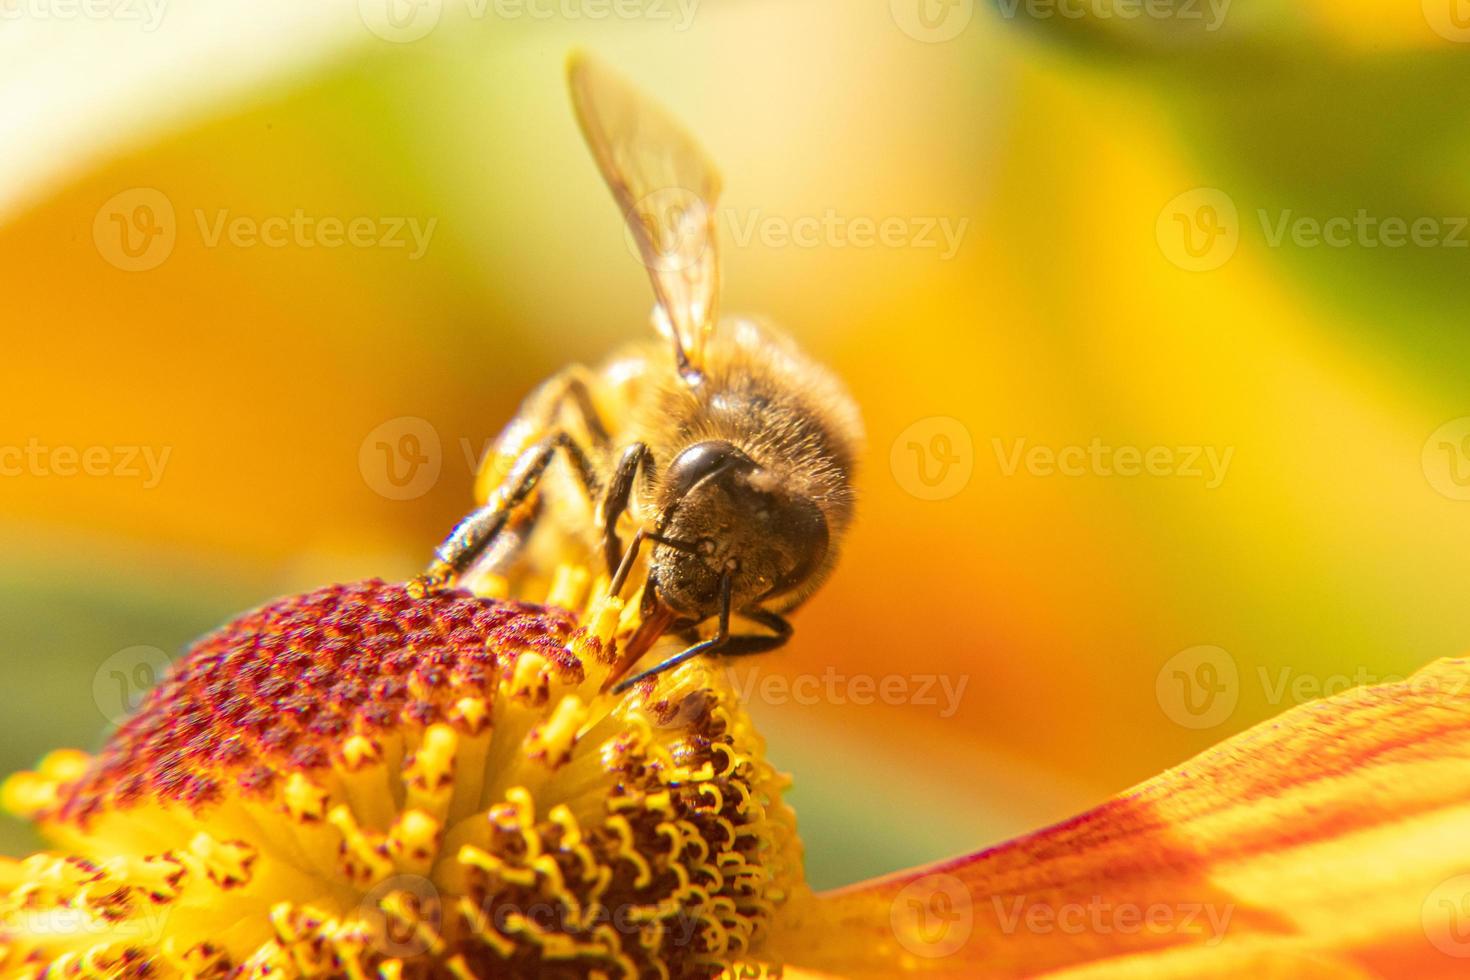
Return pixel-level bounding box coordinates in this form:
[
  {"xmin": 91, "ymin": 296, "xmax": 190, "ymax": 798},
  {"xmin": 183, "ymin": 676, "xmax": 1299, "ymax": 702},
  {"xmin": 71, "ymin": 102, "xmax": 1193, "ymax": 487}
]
[{"xmin": 665, "ymin": 440, "xmax": 752, "ymax": 499}]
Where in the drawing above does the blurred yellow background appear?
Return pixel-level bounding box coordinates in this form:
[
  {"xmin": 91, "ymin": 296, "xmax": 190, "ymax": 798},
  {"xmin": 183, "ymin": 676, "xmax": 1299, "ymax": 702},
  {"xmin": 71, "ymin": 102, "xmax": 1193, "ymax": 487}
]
[{"xmin": 5, "ymin": 0, "xmax": 1470, "ymax": 890}]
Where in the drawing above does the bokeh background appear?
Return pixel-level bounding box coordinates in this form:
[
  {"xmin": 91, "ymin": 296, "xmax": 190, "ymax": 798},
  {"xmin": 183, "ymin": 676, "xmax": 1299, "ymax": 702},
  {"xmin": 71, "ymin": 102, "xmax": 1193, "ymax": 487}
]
[{"xmin": 5, "ymin": 0, "xmax": 1470, "ymax": 890}]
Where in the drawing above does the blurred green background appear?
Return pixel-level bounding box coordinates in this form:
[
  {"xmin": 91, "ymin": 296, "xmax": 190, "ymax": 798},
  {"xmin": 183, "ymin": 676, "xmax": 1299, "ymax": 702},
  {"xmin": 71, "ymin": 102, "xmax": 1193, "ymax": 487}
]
[{"xmin": 5, "ymin": 0, "xmax": 1470, "ymax": 890}]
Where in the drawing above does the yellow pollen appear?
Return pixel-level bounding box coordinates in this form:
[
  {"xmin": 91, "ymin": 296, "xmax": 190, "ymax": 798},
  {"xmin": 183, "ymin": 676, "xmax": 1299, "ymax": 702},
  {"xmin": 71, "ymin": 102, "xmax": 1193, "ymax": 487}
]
[
  {"xmin": 0, "ymin": 576, "xmax": 803, "ymax": 979},
  {"xmin": 526, "ymin": 695, "xmax": 589, "ymax": 766}
]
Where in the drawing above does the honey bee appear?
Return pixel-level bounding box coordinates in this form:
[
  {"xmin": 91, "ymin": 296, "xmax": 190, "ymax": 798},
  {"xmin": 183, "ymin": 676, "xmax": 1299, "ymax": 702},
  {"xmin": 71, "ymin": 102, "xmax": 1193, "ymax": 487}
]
[{"xmin": 411, "ymin": 53, "xmax": 862, "ymax": 693}]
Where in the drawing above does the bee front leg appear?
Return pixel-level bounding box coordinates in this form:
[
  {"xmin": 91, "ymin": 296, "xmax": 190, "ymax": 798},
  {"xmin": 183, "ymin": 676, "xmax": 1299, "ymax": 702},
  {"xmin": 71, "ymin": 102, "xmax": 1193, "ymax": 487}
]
[
  {"xmin": 715, "ymin": 607, "xmax": 793, "ymax": 657},
  {"xmin": 599, "ymin": 442, "xmax": 653, "ymax": 578},
  {"xmin": 609, "ymin": 575, "xmax": 793, "ymax": 694},
  {"xmin": 409, "ymin": 431, "xmax": 599, "ymax": 598}
]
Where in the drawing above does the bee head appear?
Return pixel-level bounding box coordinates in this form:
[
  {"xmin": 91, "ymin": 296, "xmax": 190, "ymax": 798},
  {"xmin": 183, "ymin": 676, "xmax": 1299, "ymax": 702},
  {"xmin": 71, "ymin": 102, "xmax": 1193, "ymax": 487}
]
[{"xmin": 648, "ymin": 441, "xmax": 830, "ymax": 622}]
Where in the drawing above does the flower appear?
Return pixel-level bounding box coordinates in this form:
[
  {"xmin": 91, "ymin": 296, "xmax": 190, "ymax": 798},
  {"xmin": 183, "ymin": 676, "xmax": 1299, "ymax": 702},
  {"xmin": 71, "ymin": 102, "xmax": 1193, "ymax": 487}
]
[
  {"xmin": 4, "ymin": 572, "xmax": 1470, "ymax": 978},
  {"xmin": 0, "ymin": 575, "xmax": 801, "ymax": 978},
  {"xmin": 770, "ymin": 654, "xmax": 1470, "ymax": 978}
]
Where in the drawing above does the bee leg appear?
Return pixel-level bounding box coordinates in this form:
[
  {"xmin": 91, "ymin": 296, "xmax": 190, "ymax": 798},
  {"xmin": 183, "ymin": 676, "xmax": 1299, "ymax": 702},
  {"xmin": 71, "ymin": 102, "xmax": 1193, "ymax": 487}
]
[
  {"xmin": 609, "ymin": 606, "xmax": 793, "ymax": 693},
  {"xmin": 554, "ymin": 369, "xmax": 613, "ymax": 448},
  {"xmin": 606, "ymin": 525, "xmax": 701, "ymax": 601},
  {"xmin": 714, "ymin": 607, "xmax": 793, "ymax": 657},
  {"xmin": 610, "ymin": 571, "xmax": 794, "ymax": 694},
  {"xmin": 600, "ymin": 442, "xmax": 653, "ymax": 578},
  {"xmin": 611, "ymin": 570, "xmax": 733, "ymax": 694},
  {"xmin": 608, "ymin": 527, "xmax": 650, "ymax": 598},
  {"xmin": 409, "ymin": 431, "xmax": 599, "ymax": 598}
]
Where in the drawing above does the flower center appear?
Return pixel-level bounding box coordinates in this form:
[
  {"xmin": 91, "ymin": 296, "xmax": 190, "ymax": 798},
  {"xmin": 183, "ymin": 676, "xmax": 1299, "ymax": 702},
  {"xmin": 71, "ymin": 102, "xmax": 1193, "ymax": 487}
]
[{"xmin": 1, "ymin": 577, "xmax": 802, "ymax": 979}]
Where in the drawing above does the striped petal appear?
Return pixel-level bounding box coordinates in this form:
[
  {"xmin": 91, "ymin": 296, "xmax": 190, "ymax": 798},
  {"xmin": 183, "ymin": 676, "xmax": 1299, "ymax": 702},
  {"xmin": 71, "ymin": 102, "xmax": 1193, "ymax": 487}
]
[{"xmin": 768, "ymin": 657, "xmax": 1470, "ymax": 978}]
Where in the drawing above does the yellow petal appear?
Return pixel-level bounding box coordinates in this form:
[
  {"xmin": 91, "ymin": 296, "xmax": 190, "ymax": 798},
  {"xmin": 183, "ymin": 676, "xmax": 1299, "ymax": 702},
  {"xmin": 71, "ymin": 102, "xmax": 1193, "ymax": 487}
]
[{"xmin": 769, "ymin": 657, "xmax": 1470, "ymax": 978}]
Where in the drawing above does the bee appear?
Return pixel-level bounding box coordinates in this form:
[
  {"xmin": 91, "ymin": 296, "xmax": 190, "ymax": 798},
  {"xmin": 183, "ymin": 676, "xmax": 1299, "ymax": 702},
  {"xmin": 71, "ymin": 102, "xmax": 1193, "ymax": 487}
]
[{"xmin": 411, "ymin": 53, "xmax": 862, "ymax": 693}]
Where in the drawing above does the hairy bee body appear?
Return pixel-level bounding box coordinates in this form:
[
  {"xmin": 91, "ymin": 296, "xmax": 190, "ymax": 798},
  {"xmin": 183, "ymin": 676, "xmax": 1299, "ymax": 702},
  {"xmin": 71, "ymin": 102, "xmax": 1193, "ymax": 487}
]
[
  {"xmin": 417, "ymin": 54, "xmax": 862, "ymax": 690},
  {"xmin": 465, "ymin": 317, "xmax": 862, "ymax": 617}
]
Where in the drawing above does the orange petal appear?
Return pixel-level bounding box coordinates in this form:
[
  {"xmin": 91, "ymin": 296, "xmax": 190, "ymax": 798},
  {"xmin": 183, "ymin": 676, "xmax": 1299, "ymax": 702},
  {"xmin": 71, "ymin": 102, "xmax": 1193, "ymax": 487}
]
[{"xmin": 769, "ymin": 657, "xmax": 1470, "ymax": 978}]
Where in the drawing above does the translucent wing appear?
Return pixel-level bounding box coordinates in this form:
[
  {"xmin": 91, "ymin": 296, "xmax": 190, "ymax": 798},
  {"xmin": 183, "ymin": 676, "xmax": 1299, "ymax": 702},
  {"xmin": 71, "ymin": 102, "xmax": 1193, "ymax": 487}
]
[{"xmin": 568, "ymin": 52, "xmax": 722, "ymax": 385}]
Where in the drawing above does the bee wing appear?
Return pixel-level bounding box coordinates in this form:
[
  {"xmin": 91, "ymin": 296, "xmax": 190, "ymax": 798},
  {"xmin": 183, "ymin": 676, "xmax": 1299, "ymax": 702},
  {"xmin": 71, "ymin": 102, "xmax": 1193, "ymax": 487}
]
[{"xmin": 568, "ymin": 52, "xmax": 722, "ymax": 383}]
